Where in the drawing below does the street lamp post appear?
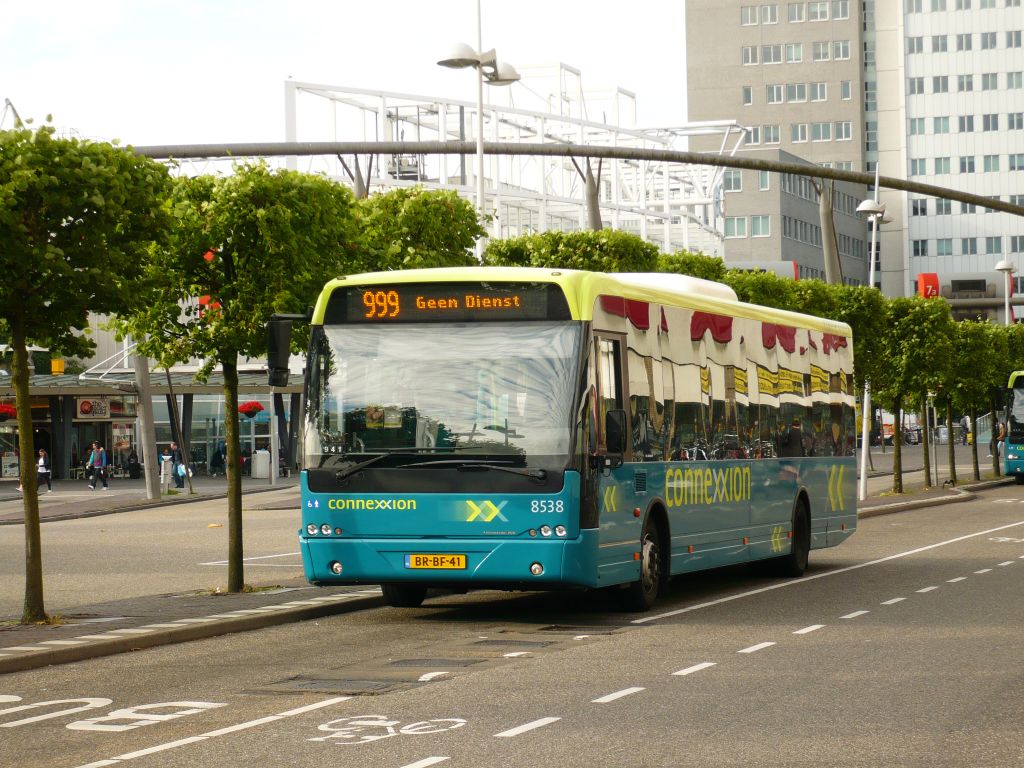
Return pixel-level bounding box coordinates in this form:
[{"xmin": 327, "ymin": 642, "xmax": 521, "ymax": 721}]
[
  {"xmin": 438, "ymin": 1, "xmax": 519, "ymax": 259},
  {"xmin": 995, "ymin": 259, "xmax": 1016, "ymax": 326},
  {"xmin": 855, "ymin": 186, "xmax": 889, "ymax": 501}
]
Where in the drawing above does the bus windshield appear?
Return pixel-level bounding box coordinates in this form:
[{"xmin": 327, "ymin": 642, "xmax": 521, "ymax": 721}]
[
  {"xmin": 305, "ymin": 321, "xmax": 583, "ymax": 468},
  {"xmin": 1009, "ymin": 384, "xmax": 1024, "ymax": 441}
]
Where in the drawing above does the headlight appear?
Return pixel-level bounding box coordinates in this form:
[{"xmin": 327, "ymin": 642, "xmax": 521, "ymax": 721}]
[
  {"xmin": 306, "ymin": 523, "xmax": 318, "ymax": 536},
  {"xmin": 540, "ymin": 525, "xmax": 552, "ymax": 537},
  {"xmin": 555, "ymin": 525, "xmax": 567, "ymax": 537},
  {"xmin": 320, "ymin": 523, "xmax": 332, "ymax": 535}
]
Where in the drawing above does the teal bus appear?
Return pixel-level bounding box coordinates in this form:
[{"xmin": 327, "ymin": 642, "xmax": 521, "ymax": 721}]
[
  {"xmin": 268, "ymin": 267, "xmax": 857, "ymax": 610},
  {"xmin": 1005, "ymin": 371, "xmax": 1024, "ymax": 482}
]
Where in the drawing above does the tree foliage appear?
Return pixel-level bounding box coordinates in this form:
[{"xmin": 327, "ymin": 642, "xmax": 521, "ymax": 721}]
[
  {"xmin": 0, "ymin": 124, "xmax": 173, "ymax": 622},
  {"xmin": 356, "ymin": 186, "xmax": 483, "ymax": 271},
  {"xmin": 114, "ymin": 163, "xmax": 359, "ymax": 591},
  {"xmin": 656, "ymin": 250, "xmax": 728, "ymax": 281},
  {"xmin": 483, "ymin": 230, "xmax": 660, "ymax": 272}
]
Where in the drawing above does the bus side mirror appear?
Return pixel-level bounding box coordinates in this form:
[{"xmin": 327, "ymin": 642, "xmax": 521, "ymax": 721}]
[
  {"xmin": 605, "ymin": 409, "xmax": 627, "ymax": 456},
  {"xmin": 267, "ymin": 317, "xmax": 293, "ymax": 387}
]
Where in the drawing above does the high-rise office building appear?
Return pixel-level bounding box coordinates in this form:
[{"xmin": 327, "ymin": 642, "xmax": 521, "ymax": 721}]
[{"xmin": 687, "ymin": 1, "xmax": 1024, "ymax": 321}]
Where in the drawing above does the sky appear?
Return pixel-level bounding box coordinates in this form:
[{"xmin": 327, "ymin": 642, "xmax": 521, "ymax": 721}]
[{"xmin": 1, "ymin": 0, "xmax": 687, "ymax": 147}]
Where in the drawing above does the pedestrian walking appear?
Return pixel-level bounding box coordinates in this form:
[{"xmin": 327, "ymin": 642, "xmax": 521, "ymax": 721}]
[
  {"xmin": 170, "ymin": 441, "xmax": 185, "ymax": 489},
  {"xmin": 87, "ymin": 440, "xmax": 109, "ymax": 490},
  {"xmin": 36, "ymin": 448, "xmax": 51, "ymax": 492}
]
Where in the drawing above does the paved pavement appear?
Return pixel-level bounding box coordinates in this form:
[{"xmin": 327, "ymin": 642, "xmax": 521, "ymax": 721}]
[{"xmin": 0, "ymin": 443, "xmax": 1013, "ymax": 675}]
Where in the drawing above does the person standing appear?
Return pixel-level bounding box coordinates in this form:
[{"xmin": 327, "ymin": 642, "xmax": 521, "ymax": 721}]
[
  {"xmin": 87, "ymin": 440, "xmax": 109, "ymax": 490},
  {"xmin": 170, "ymin": 441, "xmax": 185, "ymax": 489},
  {"xmin": 36, "ymin": 448, "xmax": 51, "ymax": 493}
]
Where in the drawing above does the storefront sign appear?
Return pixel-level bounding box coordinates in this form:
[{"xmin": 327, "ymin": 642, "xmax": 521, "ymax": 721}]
[{"xmin": 77, "ymin": 398, "xmax": 110, "ymax": 420}]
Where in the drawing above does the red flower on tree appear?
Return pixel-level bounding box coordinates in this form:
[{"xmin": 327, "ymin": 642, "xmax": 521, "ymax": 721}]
[
  {"xmin": 0, "ymin": 403, "xmax": 16, "ymax": 421},
  {"xmin": 238, "ymin": 401, "xmax": 264, "ymax": 418}
]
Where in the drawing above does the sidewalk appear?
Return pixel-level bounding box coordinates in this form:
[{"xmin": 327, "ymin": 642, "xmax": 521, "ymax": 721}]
[{"xmin": 0, "ymin": 449, "xmax": 1013, "ymax": 675}]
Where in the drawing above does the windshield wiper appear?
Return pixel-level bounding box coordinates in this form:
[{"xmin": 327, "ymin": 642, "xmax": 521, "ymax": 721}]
[
  {"xmin": 334, "ymin": 447, "xmax": 456, "ymax": 480},
  {"xmin": 394, "ymin": 458, "xmax": 547, "ymax": 481}
]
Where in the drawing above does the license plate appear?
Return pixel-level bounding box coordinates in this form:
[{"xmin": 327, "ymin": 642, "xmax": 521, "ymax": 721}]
[{"xmin": 404, "ymin": 554, "xmax": 467, "ymax": 570}]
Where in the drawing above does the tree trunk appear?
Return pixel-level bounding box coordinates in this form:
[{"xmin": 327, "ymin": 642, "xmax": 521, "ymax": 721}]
[
  {"xmin": 892, "ymin": 397, "xmax": 903, "ymax": 494},
  {"xmin": 13, "ymin": 318, "xmax": 46, "ymax": 623},
  {"xmin": 223, "ymin": 356, "xmax": 245, "ymax": 592},
  {"xmin": 970, "ymin": 408, "xmax": 980, "ymax": 481},
  {"xmin": 946, "ymin": 403, "xmax": 956, "ymax": 486},
  {"xmin": 921, "ymin": 401, "xmax": 932, "ymax": 488}
]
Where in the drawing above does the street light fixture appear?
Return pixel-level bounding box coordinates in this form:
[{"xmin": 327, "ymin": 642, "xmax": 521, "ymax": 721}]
[
  {"xmin": 438, "ymin": 4, "xmax": 519, "ymax": 259},
  {"xmin": 995, "ymin": 259, "xmax": 1016, "ymax": 326}
]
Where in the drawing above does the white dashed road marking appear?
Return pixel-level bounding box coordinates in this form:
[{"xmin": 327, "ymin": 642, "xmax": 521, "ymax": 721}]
[
  {"xmin": 673, "ymin": 662, "xmax": 717, "ymax": 676},
  {"xmin": 841, "ymin": 610, "xmax": 870, "ymax": 619},
  {"xmin": 738, "ymin": 642, "xmax": 776, "ymax": 654},
  {"xmin": 881, "ymin": 598, "xmax": 906, "ymax": 605},
  {"xmin": 793, "ymin": 624, "xmax": 825, "ymax": 635},
  {"xmin": 494, "ymin": 717, "xmax": 561, "ymax": 737},
  {"xmin": 592, "ymin": 687, "xmax": 645, "ymax": 703}
]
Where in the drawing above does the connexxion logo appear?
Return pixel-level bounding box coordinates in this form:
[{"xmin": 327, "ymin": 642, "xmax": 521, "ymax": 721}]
[
  {"xmin": 464, "ymin": 500, "xmax": 509, "ymax": 522},
  {"xmin": 327, "ymin": 498, "xmax": 418, "ymax": 510}
]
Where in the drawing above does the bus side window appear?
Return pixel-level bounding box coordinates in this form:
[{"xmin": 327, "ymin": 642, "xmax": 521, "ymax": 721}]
[{"xmin": 595, "ymin": 336, "xmax": 625, "ymax": 454}]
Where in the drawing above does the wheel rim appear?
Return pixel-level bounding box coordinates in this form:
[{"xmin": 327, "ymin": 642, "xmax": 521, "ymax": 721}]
[{"xmin": 641, "ymin": 533, "xmax": 660, "ymax": 595}]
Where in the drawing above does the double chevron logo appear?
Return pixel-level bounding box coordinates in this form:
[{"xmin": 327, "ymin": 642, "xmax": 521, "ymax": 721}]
[
  {"xmin": 828, "ymin": 465, "xmax": 846, "ymax": 512},
  {"xmin": 465, "ymin": 499, "xmax": 509, "ymax": 522},
  {"xmin": 603, "ymin": 485, "xmax": 618, "ymax": 513}
]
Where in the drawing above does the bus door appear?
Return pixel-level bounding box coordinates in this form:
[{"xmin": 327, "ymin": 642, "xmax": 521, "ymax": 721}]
[{"xmin": 593, "ymin": 333, "xmax": 642, "ymax": 582}]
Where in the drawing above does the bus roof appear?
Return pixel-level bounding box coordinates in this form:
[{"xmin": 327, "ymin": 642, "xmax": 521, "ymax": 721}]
[
  {"xmin": 315, "ymin": 266, "xmax": 852, "ymax": 336},
  {"xmin": 1009, "ymin": 371, "xmax": 1024, "ymax": 388}
]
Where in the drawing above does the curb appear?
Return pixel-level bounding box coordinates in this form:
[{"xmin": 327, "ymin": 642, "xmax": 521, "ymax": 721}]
[
  {"xmin": 0, "ymin": 589, "xmax": 383, "ymax": 676},
  {"xmin": 857, "ymin": 476, "xmax": 1015, "ymax": 518}
]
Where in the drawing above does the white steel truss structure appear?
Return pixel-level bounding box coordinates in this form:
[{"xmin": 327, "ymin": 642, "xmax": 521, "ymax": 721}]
[{"xmin": 277, "ymin": 65, "xmax": 745, "ymax": 255}]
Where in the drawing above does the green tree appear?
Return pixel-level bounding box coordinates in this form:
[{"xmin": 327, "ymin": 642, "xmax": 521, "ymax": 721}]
[
  {"xmin": 356, "ymin": 186, "xmax": 484, "ymax": 271},
  {"xmin": 722, "ymin": 268, "xmax": 797, "ymax": 309},
  {"xmin": 114, "ymin": 164, "xmax": 358, "ymax": 592},
  {"xmin": 873, "ymin": 297, "xmax": 954, "ymax": 493},
  {"xmin": 0, "ymin": 124, "xmax": 172, "ymax": 622},
  {"xmin": 483, "ymin": 230, "xmax": 659, "ymax": 272},
  {"xmin": 656, "ymin": 250, "xmax": 728, "ymax": 281},
  {"xmin": 946, "ymin": 321, "xmax": 1002, "ymax": 481}
]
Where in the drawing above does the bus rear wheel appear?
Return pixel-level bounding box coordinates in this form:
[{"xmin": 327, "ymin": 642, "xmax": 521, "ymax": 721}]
[
  {"xmin": 621, "ymin": 515, "xmax": 663, "ymax": 611},
  {"xmin": 381, "ymin": 583, "xmax": 428, "ymax": 608},
  {"xmin": 775, "ymin": 500, "xmax": 810, "ymax": 577}
]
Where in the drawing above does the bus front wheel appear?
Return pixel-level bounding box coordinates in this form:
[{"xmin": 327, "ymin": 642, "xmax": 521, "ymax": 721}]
[
  {"xmin": 775, "ymin": 500, "xmax": 810, "ymax": 577},
  {"xmin": 621, "ymin": 515, "xmax": 663, "ymax": 611},
  {"xmin": 381, "ymin": 583, "xmax": 428, "ymax": 608}
]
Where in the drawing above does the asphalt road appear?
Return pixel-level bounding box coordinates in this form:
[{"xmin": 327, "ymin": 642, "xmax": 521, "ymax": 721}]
[{"xmin": 2, "ymin": 485, "xmax": 1023, "ymax": 767}]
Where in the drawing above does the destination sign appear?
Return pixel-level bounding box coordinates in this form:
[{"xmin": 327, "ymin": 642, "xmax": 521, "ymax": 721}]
[{"xmin": 324, "ymin": 282, "xmax": 571, "ymax": 323}]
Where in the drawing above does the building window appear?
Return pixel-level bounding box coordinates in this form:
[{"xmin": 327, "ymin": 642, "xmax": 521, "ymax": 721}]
[
  {"xmin": 962, "ymin": 202, "xmax": 977, "ymax": 213},
  {"xmin": 933, "ymin": 75, "xmax": 949, "ymax": 93},
  {"xmin": 937, "ymin": 238, "xmax": 954, "ymax": 256},
  {"xmin": 751, "ymin": 215, "xmax": 771, "ymax": 237},
  {"xmin": 835, "ymin": 121, "xmax": 852, "ymax": 140},
  {"xmin": 791, "ymin": 122, "xmax": 809, "ymax": 142},
  {"xmin": 762, "ymin": 4, "xmax": 779, "ymax": 23},
  {"xmin": 865, "ymin": 121, "xmax": 878, "ymax": 151},
  {"xmin": 907, "ymin": 0, "xmax": 923, "ymax": 9},
  {"xmin": 742, "ymin": 46, "xmax": 759, "ymax": 65},
  {"xmin": 833, "ymin": 40, "xmax": 850, "ymax": 59},
  {"xmin": 956, "ymin": 33, "xmax": 972, "ymax": 50},
  {"xmin": 786, "ymin": 43, "xmax": 804, "ymax": 62},
  {"xmin": 933, "ymin": 0, "xmax": 947, "ymax": 7},
  {"xmin": 981, "ymin": 31, "xmax": 997, "ymax": 49},
  {"xmin": 960, "ymin": 155, "xmax": 976, "ymax": 172},
  {"xmin": 759, "ymin": 170, "xmax": 771, "ymax": 190},
  {"xmin": 811, "ymin": 82, "xmax": 827, "ymax": 101},
  {"xmin": 956, "ymin": 0, "xmax": 972, "ymax": 8},
  {"xmin": 863, "ymin": 39, "xmax": 875, "ymax": 65},
  {"xmin": 833, "ymin": 0, "xmax": 850, "ymax": 17},
  {"xmin": 764, "ymin": 124, "xmax": 781, "ymax": 143},
  {"xmin": 983, "ymin": 113, "xmax": 999, "ymax": 131},
  {"xmin": 908, "ymin": 77, "xmax": 925, "ymax": 94},
  {"xmin": 762, "ymin": 44, "xmax": 783, "ymax": 63},
  {"xmin": 908, "ymin": 36, "xmax": 924, "ymax": 53},
  {"xmin": 1009, "ymin": 30, "xmax": 1023, "ymax": 47},
  {"xmin": 934, "ymin": 116, "xmax": 950, "ymax": 133},
  {"xmin": 932, "ymin": 35, "xmax": 948, "ymax": 52},
  {"xmin": 741, "ymin": 5, "xmax": 760, "ymax": 24},
  {"xmin": 962, "ymin": 237, "xmax": 978, "ymax": 254},
  {"xmin": 981, "ymin": 0, "xmax": 995, "ymax": 7},
  {"xmin": 742, "ymin": 86, "xmax": 753, "ymax": 106},
  {"xmin": 1009, "ymin": 112, "xmax": 1024, "ymax": 129},
  {"xmin": 746, "ymin": 126, "xmax": 762, "ymax": 144},
  {"xmin": 959, "ymin": 115, "xmax": 975, "ymax": 132},
  {"xmin": 725, "ymin": 217, "xmax": 747, "ymax": 237},
  {"xmin": 811, "ymin": 121, "xmax": 832, "ymax": 141},
  {"xmin": 723, "ymin": 169, "xmax": 743, "ymax": 192},
  {"xmin": 935, "ymin": 156, "xmax": 951, "ymax": 174},
  {"xmin": 958, "ymin": 74, "xmax": 974, "ymax": 91},
  {"xmin": 982, "ymin": 73, "xmax": 999, "ymax": 90},
  {"xmin": 1012, "ymin": 235, "xmax": 1024, "ymax": 253},
  {"xmin": 910, "ymin": 158, "xmax": 927, "ymax": 175},
  {"xmin": 786, "ymin": 82, "xmax": 807, "ymax": 102},
  {"xmin": 789, "ymin": 2, "xmax": 806, "ymax": 21},
  {"xmin": 841, "ymin": 80, "xmax": 852, "ymax": 100},
  {"xmin": 937, "ymin": 198, "xmax": 952, "ymax": 214},
  {"xmin": 813, "ymin": 41, "xmax": 830, "ymax": 60},
  {"xmin": 912, "ymin": 239, "xmax": 928, "ymax": 257},
  {"xmin": 984, "ymin": 154, "xmax": 1000, "ymax": 171},
  {"xmin": 767, "ymin": 84, "xmax": 784, "ymax": 103},
  {"xmin": 808, "ymin": 0, "xmax": 829, "ymax": 18},
  {"xmin": 912, "ymin": 199, "xmax": 928, "ymax": 216},
  {"xmin": 986, "ymin": 236, "xmax": 1003, "ymax": 254},
  {"xmin": 1009, "ymin": 72, "xmax": 1024, "ymax": 88},
  {"xmin": 909, "ymin": 117, "xmax": 926, "ymax": 134},
  {"xmin": 1010, "ymin": 153, "xmax": 1024, "ymax": 170}
]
